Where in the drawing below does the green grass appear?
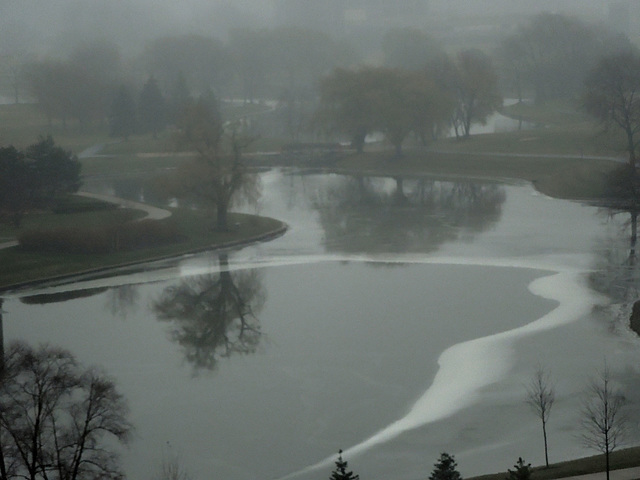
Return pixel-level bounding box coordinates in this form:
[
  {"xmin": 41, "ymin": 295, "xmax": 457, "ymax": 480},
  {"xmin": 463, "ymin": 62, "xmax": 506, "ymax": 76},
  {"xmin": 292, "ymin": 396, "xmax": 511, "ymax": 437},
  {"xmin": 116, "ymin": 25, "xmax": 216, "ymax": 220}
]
[
  {"xmin": 432, "ymin": 123, "xmax": 623, "ymax": 159},
  {"xmin": 500, "ymin": 100, "xmax": 591, "ymax": 126},
  {"xmin": 79, "ymin": 153, "xmax": 186, "ymax": 177},
  {"xmin": 100, "ymin": 133, "xmax": 176, "ymax": 155},
  {"xmin": 468, "ymin": 446, "xmax": 640, "ymax": 480},
  {"xmin": 0, "ymin": 209, "xmax": 285, "ymax": 290},
  {"xmin": 0, "ymin": 103, "xmax": 110, "ymax": 153}
]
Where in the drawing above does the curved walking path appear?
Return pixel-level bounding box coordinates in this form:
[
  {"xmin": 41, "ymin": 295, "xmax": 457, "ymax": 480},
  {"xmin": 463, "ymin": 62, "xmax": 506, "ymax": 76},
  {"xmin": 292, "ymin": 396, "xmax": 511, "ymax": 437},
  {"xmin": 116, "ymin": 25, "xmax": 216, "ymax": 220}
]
[
  {"xmin": 75, "ymin": 191, "xmax": 172, "ymax": 220},
  {"xmin": 0, "ymin": 192, "xmax": 172, "ymax": 251}
]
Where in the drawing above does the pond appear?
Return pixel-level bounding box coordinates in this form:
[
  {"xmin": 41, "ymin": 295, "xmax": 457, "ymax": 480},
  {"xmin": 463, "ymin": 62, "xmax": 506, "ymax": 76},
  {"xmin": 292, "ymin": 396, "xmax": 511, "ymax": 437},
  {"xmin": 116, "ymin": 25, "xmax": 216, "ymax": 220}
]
[{"xmin": 3, "ymin": 169, "xmax": 640, "ymax": 480}]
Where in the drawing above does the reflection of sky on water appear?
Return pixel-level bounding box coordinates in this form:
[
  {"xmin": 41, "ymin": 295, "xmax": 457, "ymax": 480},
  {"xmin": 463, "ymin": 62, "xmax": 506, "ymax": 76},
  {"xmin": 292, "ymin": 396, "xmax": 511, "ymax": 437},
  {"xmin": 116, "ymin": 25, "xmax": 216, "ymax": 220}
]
[{"xmin": 4, "ymin": 169, "xmax": 640, "ymax": 480}]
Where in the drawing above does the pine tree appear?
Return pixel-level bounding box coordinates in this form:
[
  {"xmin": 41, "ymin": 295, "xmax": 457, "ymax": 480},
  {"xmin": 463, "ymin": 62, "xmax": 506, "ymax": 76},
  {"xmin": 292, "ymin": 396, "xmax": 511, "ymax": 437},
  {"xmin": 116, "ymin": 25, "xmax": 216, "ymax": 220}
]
[
  {"xmin": 330, "ymin": 450, "xmax": 359, "ymax": 480},
  {"xmin": 506, "ymin": 458, "xmax": 531, "ymax": 480},
  {"xmin": 429, "ymin": 453, "xmax": 462, "ymax": 480}
]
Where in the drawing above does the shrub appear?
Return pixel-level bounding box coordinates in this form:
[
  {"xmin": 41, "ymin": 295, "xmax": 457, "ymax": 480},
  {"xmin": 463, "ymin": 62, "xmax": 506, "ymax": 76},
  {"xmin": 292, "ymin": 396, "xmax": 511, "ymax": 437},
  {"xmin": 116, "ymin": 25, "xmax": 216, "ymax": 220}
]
[
  {"xmin": 51, "ymin": 195, "xmax": 118, "ymax": 214},
  {"xmin": 17, "ymin": 218, "xmax": 181, "ymax": 254}
]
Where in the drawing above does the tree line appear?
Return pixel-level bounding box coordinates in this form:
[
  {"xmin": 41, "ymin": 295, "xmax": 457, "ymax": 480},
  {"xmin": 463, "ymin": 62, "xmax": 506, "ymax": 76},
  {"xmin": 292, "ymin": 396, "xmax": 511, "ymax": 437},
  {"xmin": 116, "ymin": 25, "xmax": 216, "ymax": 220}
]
[
  {"xmin": 5, "ymin": 12, "xmax": 634, "ymax": 145},
  {"xmin": 0, "ymin": 136, "xmax": 80, "ymax": 227}
]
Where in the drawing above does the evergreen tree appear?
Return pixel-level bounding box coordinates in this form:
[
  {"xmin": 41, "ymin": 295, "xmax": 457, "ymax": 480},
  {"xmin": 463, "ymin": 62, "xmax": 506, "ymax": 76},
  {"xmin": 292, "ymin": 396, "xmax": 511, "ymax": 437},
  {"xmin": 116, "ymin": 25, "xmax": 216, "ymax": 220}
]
[
  {"xmin": 429, "ymin": 453, "xmax": 462, "ymax": 480},
  {"xmin": 330, "ymin": 450, "xmax": 359, "ymax": 480},
  {"xmin": 139, "ymin": 76, "xmax": 166, "ymax": 137},
  {"xmin": 109, "ymin": 85, "xmax": 136, "ymax": 139},
  {"xmin": 506, "ymin": 458, "xmax": 531, "ymax": 480}
]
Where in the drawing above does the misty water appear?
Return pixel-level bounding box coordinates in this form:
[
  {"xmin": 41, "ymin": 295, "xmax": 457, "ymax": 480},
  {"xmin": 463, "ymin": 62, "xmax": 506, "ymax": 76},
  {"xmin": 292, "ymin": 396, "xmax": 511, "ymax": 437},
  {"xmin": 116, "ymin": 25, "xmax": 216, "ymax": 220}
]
[{"xmin": 3, "ymin": 170, "xmax": 640, "ymax": 480}]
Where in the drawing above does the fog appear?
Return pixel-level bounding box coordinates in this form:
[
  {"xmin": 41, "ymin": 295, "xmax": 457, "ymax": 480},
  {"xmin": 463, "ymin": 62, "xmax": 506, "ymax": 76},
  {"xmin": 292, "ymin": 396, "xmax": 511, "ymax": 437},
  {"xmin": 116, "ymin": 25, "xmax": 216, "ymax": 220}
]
[{"xmin": 0, "ymin": 0, "xmax": 626, "ymax": 56}]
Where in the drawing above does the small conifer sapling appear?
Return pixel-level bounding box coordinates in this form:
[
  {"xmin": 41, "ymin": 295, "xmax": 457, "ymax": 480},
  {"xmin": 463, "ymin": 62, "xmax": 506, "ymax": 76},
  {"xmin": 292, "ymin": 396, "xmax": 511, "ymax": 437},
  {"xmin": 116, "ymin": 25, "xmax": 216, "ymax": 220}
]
[
  {"xmin": 330, "ymin": 450, "xmax": 360, "ymax": 480},
  {"xmin": 429, "ymin": 453, "xmax": 462, "ymax": 480}
]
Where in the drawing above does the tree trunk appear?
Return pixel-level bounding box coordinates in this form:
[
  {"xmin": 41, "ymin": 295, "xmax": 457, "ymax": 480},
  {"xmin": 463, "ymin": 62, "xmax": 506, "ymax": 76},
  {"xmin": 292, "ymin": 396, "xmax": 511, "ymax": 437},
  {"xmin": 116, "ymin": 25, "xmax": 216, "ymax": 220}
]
[
  {"xmin": 630, "ymin": 211, "xmax": 637, "ymax": 264},
  {"xmin": 394, "ymin": 142, "xmax": 403, "ymax": 158},
  {"xmin": 542, "ymin": 419, "xmax": 549, "ymax": 467},
  {"xmin": 626, "ymin": 126, "xmax": 637, "ymax": 171},
  {"xmin": 0, "ymin": 299, "xmax": 4, "ymax": 375},
  {"xmin": 352, "ymin": 131, "xmax": 366, "ymax": 153},
  {"xmin": 216, "ymin": 200, "xmax": 229, "ymax": 231}
]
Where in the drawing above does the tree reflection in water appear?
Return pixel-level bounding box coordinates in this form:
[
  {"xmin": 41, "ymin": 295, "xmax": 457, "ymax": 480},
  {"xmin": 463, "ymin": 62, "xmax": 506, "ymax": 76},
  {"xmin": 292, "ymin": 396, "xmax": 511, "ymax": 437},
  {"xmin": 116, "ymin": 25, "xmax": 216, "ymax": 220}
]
[
  {"xmin": 314, "ymin": 175, "xmax": 506, "ymax": 254},
  {"xmin": 590, "ymin": 210, "xmax": 640, "ymax": 326},
  {"xmin": 105, "ymin": 285, "xmax": 140, "ymax": 319},
  {"xmin": 589, "ymin": 166, "xmax": 640, "ymax": 333},
  {"xmin": 152, "ymin": 253, "xmax": 265, "ymax": 372}
]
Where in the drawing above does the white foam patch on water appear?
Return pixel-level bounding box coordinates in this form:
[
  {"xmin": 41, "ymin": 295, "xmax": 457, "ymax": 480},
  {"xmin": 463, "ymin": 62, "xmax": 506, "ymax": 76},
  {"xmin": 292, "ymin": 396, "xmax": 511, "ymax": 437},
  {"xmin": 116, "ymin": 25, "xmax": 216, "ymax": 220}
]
[{"xmin": 274, "ymin": 255, "xmax": 606, "ymax": 480}]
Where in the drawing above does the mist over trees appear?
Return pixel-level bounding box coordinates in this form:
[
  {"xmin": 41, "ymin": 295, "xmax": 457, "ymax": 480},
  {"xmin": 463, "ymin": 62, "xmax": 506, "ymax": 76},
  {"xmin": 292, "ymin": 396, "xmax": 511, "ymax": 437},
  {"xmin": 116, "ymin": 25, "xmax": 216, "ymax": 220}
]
[
  {"xmin": 497, "ymin": 13, "xmax": 633, "ymax": 104},
  {"xmin": 1, "ymin": 1, "xmax": 637, "ymax": 150}
]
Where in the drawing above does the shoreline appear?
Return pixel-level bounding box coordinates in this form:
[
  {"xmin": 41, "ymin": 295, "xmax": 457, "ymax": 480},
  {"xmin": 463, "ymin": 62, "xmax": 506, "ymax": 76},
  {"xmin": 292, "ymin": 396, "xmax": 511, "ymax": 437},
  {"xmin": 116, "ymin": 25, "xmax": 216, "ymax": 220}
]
[{"xmin": 0, "ymin": 219, "xmax": 288, "ymax": 295}]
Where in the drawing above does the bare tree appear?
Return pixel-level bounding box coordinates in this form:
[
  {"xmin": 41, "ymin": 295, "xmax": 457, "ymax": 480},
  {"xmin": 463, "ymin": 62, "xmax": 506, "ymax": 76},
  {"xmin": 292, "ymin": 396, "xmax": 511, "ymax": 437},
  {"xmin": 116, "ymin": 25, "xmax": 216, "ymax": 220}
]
[
  {"xmin": 173, "ymin": 100, "xmax": 260, "ymax": 231},
  {"xmin": 580, "ymin": 364, "xmax": 627, "ymax": 480},
  {"xmin": 584, "ymin": 52, "xmax": 640, "ymax": 170},
  {"xmin": 153, "ymin": 446, "xmax": 193, "ymax": 480},
  {"xmin": 0, "ymin": 342, "xmax": 132, "ymax": 480},
  {"xmin": 525, "ymin": 366, "xmax": 555, "ymax": 467}
]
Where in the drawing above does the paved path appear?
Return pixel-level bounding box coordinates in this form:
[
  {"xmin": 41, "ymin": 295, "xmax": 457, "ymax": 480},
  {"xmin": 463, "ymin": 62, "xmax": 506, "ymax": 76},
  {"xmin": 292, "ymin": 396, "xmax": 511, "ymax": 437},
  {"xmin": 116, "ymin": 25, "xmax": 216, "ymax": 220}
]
[
  {"xmin": 0, "ymin": 192, "xmax": 172, "ymax": 251},
  {"xmin": 0, "ymin": 240, "xmax": 18, "ymax": 249},
  {"xmin": 563, "ymin": 467, "xmax": 640, "ymax": 480},
  {"xmin": 75, "ymin": 191, "xmax": 172, "ymax": 220}
]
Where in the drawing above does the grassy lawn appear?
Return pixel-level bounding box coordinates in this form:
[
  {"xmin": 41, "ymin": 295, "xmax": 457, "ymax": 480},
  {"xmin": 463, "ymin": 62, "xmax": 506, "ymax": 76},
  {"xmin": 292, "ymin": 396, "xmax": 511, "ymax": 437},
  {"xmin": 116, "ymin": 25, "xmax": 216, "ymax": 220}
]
[
  {"xmin": 468, "ymin": 446, "xmax": 640, "ymax": 480},
  {"xmin": 0, "ymin": 209, "xmax": 285, "ymax": 290},
  {"xmin": 432, "ymin": 123, "xmax": 624, "ymax": 159},
  {"xmin": 0, "ymin": 103, "xmax": 110, "ymax": 152},
  {"xmin": 499, "ymin": 99, "xmax": 592, "ymax": 126}
]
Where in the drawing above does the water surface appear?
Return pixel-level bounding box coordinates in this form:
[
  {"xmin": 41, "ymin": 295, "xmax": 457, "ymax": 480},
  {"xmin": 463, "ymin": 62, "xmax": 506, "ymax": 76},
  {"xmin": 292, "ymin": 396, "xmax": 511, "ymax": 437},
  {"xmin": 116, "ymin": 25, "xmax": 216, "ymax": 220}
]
[{"xmin": 4, "ymin": 170, "xmax": 640, "ymax": 480}]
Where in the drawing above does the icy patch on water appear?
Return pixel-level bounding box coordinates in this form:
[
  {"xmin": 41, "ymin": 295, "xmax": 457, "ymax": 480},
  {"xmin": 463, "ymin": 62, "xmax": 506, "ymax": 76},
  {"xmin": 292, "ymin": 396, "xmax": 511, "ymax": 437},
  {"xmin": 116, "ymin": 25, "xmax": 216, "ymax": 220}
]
[{"xmin": 274, "ymin": 254, "xmax": 606, "ymax": 480}]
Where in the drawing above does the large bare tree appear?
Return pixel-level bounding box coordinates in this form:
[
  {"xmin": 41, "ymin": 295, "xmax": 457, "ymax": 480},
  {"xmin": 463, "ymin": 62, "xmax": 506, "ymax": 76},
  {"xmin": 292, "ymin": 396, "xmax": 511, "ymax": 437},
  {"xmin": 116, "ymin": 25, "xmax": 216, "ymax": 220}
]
[
  {"xmin": 173, "ymin": 99, "xmax": 260, "ymax": 231},
  {"xmin": 0, "ymin": 342, "xmax": 132, "ymax": 480}
]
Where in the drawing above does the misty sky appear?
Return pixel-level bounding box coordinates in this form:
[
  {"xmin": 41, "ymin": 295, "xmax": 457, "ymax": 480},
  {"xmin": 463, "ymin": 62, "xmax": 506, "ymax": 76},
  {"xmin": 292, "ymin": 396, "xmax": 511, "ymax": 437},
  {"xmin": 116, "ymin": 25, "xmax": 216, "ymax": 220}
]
[{"xmin": 0, "ymin": 0, "xmax": 618, "ymax": 58}]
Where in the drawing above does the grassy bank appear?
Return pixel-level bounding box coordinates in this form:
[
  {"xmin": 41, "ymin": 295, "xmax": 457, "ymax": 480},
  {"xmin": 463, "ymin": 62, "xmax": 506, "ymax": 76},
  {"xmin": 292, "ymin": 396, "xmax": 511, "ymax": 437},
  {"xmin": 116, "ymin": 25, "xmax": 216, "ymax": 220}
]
[
  {"xmin": 328, "ymin": 149, "xmax": 617, "ymax": 201},
  {"xmin": 468, "ymin": 446, "xmax": 640, "ymax": 480},
  {"xmin": 0, "ymin": 209, "xmax": 285, "ymax": 291}
]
